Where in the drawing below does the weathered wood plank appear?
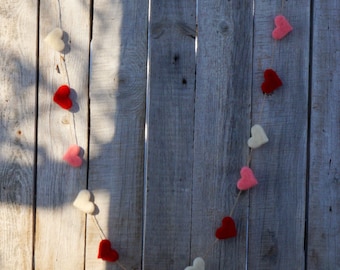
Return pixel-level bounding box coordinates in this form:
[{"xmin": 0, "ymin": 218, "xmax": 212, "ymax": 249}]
[
  {"xmin": 86, "ymin": 0, "xmax": 148, "ymax": 269},
  {"xmin": 35, "ymin": 0, "xmax": 90, "ymax": 268},
  {"xmin": 0, "ymin": 1, "xmax": 37, "ymax": 269},
  {"xmin": 144, "ymin": 1, "xmax": 196, "ymax": 269},
  {"xmin": 308, "ymin": 1, "xmax": 340, "ymax": 268},
  {"xmin": 248, "ymin": 1, "xmax": 310, "ymax": 269},
  {"xmin": 191, "ymin": 1, "xmax": 253, "ymax": 269}
]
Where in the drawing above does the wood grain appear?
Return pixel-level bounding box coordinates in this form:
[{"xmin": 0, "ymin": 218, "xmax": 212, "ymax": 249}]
[
  {"xmin": 143, "ymin": 1, "xmax": 196, "ymax": 269},
  {"xmin": 0, "ymin": 1, "xmax": 37, "ymax": 269},
  {"xmin": 191, "ymin": 1, "xmax": 253, "ymax": 269},
  {"xmin": 86, "ymin": 0, "xmax": 148, "ymax": 269},
  {"xmin": 35, "ymin": 0, "xmax": 90, "ymax": 269},
  {"xmin": 308, "ymin": 1, "xmax": 340, "ymax": 269},
  {"xmin": 248, "ymin": 1, "xmax": 310, "ymax": 269}
]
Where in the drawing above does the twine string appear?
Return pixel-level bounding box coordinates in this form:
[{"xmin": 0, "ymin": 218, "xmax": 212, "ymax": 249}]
[
  {"xmin": 116, "ymin": 261, "xmax": 128, "ymax": 270},
  {"xmin": 202, "ymin": 239, "xmax": 219, "ymax": 259},
  {"xmin": 91, "ymin": 215, "xmax": 106, "ymax": 240},
  {"xmin": 229, "ymin": 190, "xmax": 243, "ymax": 217},
  {"xmin": 59, "ymin": 54, "xmax": 78, "ymax": 145}
]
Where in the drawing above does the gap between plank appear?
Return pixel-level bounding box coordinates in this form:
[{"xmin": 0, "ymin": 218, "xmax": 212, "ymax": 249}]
[
  {"xmin": 304, "ymin": 0, "xmax": 315, "ymax": 269},
  {"xmin": 32, "ymin": 0, "xmax": 41, "ymax": 269},
  {"xmin": 142, "ymin": 0, "xmax": 152, "ymax": 269}
]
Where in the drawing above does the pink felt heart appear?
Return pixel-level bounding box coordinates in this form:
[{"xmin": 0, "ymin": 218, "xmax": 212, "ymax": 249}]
[
  {"xmin": 63, "ymin": 145, "xmax": 82, "ymax": 167},
  {"xmin": 272, "ymin": 15, "xmax": 293, "ymax": 40},
  {"xmin": 237, "ymin": 166, "xmax": 258, "ymax": 191}
]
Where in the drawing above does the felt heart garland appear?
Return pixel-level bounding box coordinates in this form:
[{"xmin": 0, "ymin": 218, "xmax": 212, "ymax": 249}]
[
  {"xmin": 45, "ymin": 10, "xmax": 290, "ymax": 269},
  {"xmin": 97, "ymin": 239, "xmax": 120, "ymax": 262}
]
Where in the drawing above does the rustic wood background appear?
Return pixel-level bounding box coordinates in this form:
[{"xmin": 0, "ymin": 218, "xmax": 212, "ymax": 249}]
[{"xmin": 0, "ymin": 0, "xmax": 339, "ymax": 269}]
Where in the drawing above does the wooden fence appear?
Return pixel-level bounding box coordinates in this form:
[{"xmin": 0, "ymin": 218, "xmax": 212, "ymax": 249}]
[{"xmin": 0, "ymin": 0, "xmax": 339, "ymax": 269}]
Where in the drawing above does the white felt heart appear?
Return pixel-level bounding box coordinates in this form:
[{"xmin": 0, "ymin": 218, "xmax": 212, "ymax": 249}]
[
  {"xmin": 184, "ymin": 257, "xmax": 205, "ymax": 270},
  {"xmin": 73, "ymin": 189, "xmax": 95, "ymax": 215},
  {"xmin": 44, "ymin": 28, "xmax": 65, "ymax": 52},
  {"xmin": 247, "ymin": 124, "xmax": 269, "ymax": 149}
]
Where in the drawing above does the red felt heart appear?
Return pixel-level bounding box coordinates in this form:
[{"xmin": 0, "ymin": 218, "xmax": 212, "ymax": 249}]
[
  {"xmin": 215, "ymin": 216, "xmax": 237, "ymax": 239},
  {"xmin": 98, "ymin": 239, "xmax": 119, "ymax": 262},
  {"xmin": 261, "ymin": 69, "xmax": 282, "ymax": 94},
  {"xmin": 53, "ymin": 85, "xmax": 72, "ymax": 109}
]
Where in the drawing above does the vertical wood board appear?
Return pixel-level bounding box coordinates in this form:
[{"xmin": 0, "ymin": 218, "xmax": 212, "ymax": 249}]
[
  {"xmin": 249, "ymin": 1, "xmax": 310, "ymax": 269},
  {"xmin": 87, "ymin": 0, "xmax": 148, "ymax": 269},
  {"xmin": 0, "ymin": 1, "xmax": 37, "ymax": 269},
  {"xmin": 144, "ymin": 0, "xmax": 196, "ymax": 269},
  {"xmin": 308, "ymin": 0, "xmax": 340, "ymax": 268},
  {"xmin": 192, "ymin": 1, "xmax": 253, "ymax": 269},
  {"xmin": 35, "ymin": 0, "xmax": 90, "ymax": 269}
]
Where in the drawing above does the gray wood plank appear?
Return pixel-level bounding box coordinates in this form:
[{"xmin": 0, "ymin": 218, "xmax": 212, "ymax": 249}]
[
  {"xmin": 86, "ymin": 0, "xmax": 148, "ymax": 269},
  {"xmin": 35, "ymin": 0, "xmax": 90, "ymax": 269},
  {"xmin": 144, "ymin": 1, "xmax": 196, "ymax": 269},
  {"xmin": 308, "ymin": 1, "xmax": 340, "ymax": 269},
  {"xmin": 248, "ymin": 1, "xmax": 310, "ymax": 269},
  {"xmin": 0, "ymin": 1, "xmax": 37, "ymax": 269},
  {"xmin": 191, "ymin": 1, "xmax": 253, "ymax": 269}
]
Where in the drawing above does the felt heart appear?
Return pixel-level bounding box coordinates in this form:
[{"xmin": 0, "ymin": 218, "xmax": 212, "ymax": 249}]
[
  {"xmin": 73, "ymin": 189, "xmax": 95, "ymax": 214},
  {"xmin": 247, "ymin": 124, "xmax": 269, "ymax": 149},
  {"xmin": 237, "ymin": 166, "xmax": 258, "ymax": 191},
  {"xmin": 215, "ymin": 216, "xmax": 237, "ymax": 239},
  {"xmin": 184, "ymin": 257, "xmax": 205, "ymax": 270},
  {"xmin": 261, "ymin": 69, "xmax": 282, "ymax": 94},
  {"xmin": 53, "ymin": 85, "xmax": 73, "ymax": 110},
  {"xmin": 44, "ymin": 28, "xmax": 65, "ymax": 52},
  {"xmin": 98, "ymin": 239, "xmax": 119, "ymax": 262},
  {"xmin": 63, "ymin": 145, "xmax": 82, "ymax": 167},
  {"xmin": 272, "ymin": 15, "xmax": 293, "ymax": 40}
]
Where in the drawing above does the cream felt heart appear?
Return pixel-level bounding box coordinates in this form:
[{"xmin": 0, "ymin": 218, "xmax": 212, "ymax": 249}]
[
  {"xmin": 44, "ymin": 28, "xmax": 65, "ymax": 52},
  {"xmin": 247, "ymin": 124, "xmax": 269, "ymax": 149},
  {"xmin": 73, "ymin": 189, "xmax": 95, "ymax": 214},
  {"xmin": 237, "ymin": 167, "xmax": 258, "ymax": 191},
  {"xmin": 184, "ymin": 257, "xmax": 205, "ymax": 270}
]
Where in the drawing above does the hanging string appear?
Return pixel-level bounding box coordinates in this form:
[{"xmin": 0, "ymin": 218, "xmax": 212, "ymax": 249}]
[
  {"xmin": 91, "ymin": 215, "xmax": 106, "ymax": 240},
  {"xmin": 281, "ymin": 0, "xmax": 285, "ymax": 12},
  {"xmin": 202, "ymin": 239, "xmax": 219, "ymax": 259},
  {"xmin": 56, "ymin": 0, "xmax": 78, "ymax": 146},
  {"xmin": 229, "ymin": 190, "xmax": 243, "ymax": 217},
  {"xmin": 59, "ymin": 54, "xmax": 78, "ymax": 146},
  {"xmin": 59, "ymin": 55, "xmax": 70, "ymax": 85},
  {"xmin": 57, "ymin": 0, "xmax": 62, "ymax": 29},
  {"xmin": 116, "ymin": 262, "xmax": 128, "ymax": 270}
]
